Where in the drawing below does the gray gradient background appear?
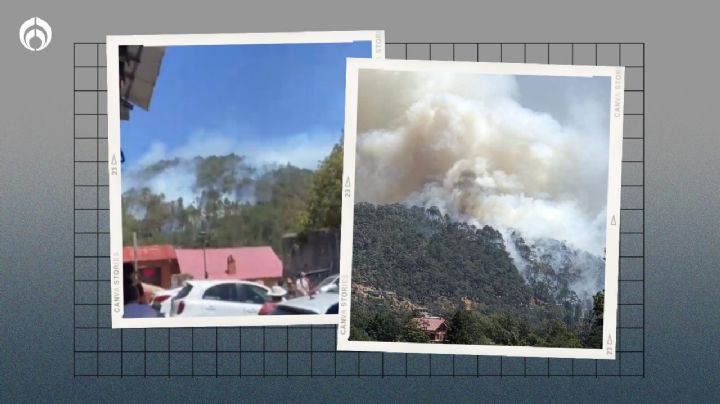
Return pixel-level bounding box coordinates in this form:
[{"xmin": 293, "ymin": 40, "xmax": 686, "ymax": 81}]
[{"xmin": 0, "ymin": 0, "xmax": 718, "ymax": 401}]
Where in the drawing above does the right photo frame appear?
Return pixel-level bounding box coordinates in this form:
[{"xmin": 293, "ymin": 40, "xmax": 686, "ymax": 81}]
[{"xmin": 337, "ymin": 58, "xmax": 624, "ymax": 360}]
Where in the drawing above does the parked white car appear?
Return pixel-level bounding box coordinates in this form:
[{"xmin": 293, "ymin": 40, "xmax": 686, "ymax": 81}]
[
  {"xmin": 269, "ymin": 292, "xmax": 339, "ymax": 315},
  {"xmin": 151, "ymin": 287, "xmax": 183, "ymax": 317},
  {"xmin": 314, "ymin": 274, "xmax": 339, "ymax": 294},
  {"xmin": 170, "ymin": 280, "xmax": 271, "ymax": 317}
]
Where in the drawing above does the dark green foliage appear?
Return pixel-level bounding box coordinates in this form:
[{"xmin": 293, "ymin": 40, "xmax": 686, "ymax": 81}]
[
  {"xmin": 349, "ymin": 203, "xmax": 605, "ymax": 349},
  {"xmin": 365, "ymin": 312, "xmax": 403, "ymax": 342},
  {"xmin": 352, "ymin": 202, "xmax": 531, "ymax": 313},
  {"xmin": 540, "ymin": 320, "xmax": 584, "ymax": 348},
  {"xmin": 349, "ymin": 298, "xmax": 430, "ymax": 343},
  {"xmin": 446, "ymin": 309, "xmax": 488, "ymax": 345},
  {"xmin": 349, "ymin": 323, "xmax": 372, "ymax": 341},
  {"xmin": 584, "ymin": 290, "xmax": 604, "ymax": 348},
  {"xmin": 299, "ymin": 142, "xmax": 344, "ymax": 231},
  {"xmin": 402, "ymin": 318, "xmax": 431, "ymax": 343},
  {"xmin": 481, "ymin": 313, "xmax": 524, "ymax": 345}
]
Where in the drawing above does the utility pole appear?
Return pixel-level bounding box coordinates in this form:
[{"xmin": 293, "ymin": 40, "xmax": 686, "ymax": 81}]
[
  {"xmin": 133, "ymin": 231, "xmax": 139, "ymax": 283},
  {"xmin": 202, "ymin": 231, "xmax": 208, "ymax": 279},
  {"xmin": 199, "ymin": 207, "xmax": 210, "ymax": 279}
]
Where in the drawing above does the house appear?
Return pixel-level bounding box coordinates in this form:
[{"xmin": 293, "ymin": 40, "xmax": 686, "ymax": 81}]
[
  {"xmin": 122, "ymin": 244, "xmax": 179, "ymax": 289},
  {"xmin": 175, "ymin": 246, "xmax": 283, "ymax": 286},
  {"xmin": 415, "ymin": 316, "xmax": 448, "ymax": 343}
]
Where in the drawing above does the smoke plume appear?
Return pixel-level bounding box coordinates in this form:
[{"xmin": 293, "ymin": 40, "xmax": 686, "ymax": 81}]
[
  {"xmin": 355, "ymin": 69, "xmax": 610, "ymax": 256},
  {"xmin": 122, "ymin": 129, "xmax": 337, "ymax": 204}
]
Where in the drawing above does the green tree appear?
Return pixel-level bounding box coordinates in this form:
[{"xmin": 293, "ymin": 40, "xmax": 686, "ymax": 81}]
[
  {"xmin": 121, "ymin": 197, "xmax": 140, "ymax": 245},
  {"xmin": 482, "ymin": 313, "xmax": 523, "ymax": 345},
  {"xmin": 538, "ymin": 319, "xmax": 583, "ymax": 348},
  {"xmin": 122, "ymin": 153, "xmax": 319, "ymax": 251},
  {"xmin": 299, "ymin": 141, "xmax": 343, "ymax": 231},
  {"xmin": 446, "ymin": 309, "xmax": 487, "ymax": 345},
  {"xmin": 351, "ymin": 203, "xmax": 532, "ymax": 314},
  {"xmin": 585, "ymin": 290, "xmax": 604, "ymax": 348},
  {"xmin": 365, "ymin": 311, "xmax": 403, "ymax": 342},
  {"xmin": 401, "ymin": 316, "xmax": 431, "ymax": 343},
  {"xmin": 349, "ymin": 324, "xmax": 372, "ymax": 341}
]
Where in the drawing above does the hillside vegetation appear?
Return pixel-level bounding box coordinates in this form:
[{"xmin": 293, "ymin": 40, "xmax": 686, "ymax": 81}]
[
  {"xmin": 350, "ymin": 202, "xmax": 604, "ymax": 348},
  {"xmin": 122, "ymin": 142, "xmax": 344, "ymax": 252}
]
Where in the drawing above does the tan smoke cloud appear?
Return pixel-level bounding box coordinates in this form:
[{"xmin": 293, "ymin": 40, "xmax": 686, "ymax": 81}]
[{"xmin": 354, "ymin": 69, "xmax": 609, "ymax": 255}]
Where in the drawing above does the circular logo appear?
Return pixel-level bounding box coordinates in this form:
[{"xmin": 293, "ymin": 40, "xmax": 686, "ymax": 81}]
[{"xmin": 19, "ymin": 17, "xmax": 52, "ymax": 52}]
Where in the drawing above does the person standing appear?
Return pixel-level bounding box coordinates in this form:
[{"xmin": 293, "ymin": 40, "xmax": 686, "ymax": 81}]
[
  {"xmin": 296, "ymin": 272, "xmax": 312, "ymax": 297},
  {"xmin": 285, "ymin": 277, "xmax": 296, "ymax": 298},
  {"xmin": 123, "ymin": 281, "xmax": 161, "ymax": 318},
  {"xmin": 258, "ymin": 286, "xmax": 287, "ymax": 315}
]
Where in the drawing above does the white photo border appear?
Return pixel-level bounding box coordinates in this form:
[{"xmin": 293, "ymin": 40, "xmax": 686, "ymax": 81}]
[
  {"xmin": 337, "ymin": 58, "xmax": 624, "ymax": 360},
  {"xmin": 107, "ymin": 31, "xmax": 385, "ymax": 329}
]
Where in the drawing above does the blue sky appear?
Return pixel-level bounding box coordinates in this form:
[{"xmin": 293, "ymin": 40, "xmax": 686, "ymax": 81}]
[
  {"xmin": 121, "ymin": 41, "xmax": 371, "ymax": 170},
  {"xmin": 515, "ymin": 75, "xmax": 610, "ymax": 136}
]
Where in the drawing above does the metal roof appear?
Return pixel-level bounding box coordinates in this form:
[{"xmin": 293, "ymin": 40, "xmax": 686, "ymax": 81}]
[
  {"xmin": 122, "ymin": 244, "xmax": 177, "ymax": 262},
  {"xmin": 175, "ymin": 247, "xmax": 283, "ymax": 281}
]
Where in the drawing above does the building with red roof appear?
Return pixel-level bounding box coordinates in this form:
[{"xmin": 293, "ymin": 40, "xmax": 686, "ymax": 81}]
[
  {"xmin": 123, "ymin": 244, "xmax": 179, "ymax": 289},
  {"xmin": 415, "ymin": 316, "xmax": 448, "ymax": 343},
  {"xmin": 175, "ymin": 246, "xmax": 283, "ymax": 286}
]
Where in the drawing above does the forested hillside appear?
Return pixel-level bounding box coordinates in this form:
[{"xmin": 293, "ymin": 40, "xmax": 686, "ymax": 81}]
[
  {"xmin": 508, "ymin": 231, "xmax": 605, "ymax": 309},
  {"xmin": 350, "ymin": 202, "xmax": 605, "ymax": 348},
  {"xmin": 352, "ymin": 202, "xmax": 531, "ymax": 312},
  {"xmin": 121, "ymin": 143, "xmax": 344, "ymax": 252}
]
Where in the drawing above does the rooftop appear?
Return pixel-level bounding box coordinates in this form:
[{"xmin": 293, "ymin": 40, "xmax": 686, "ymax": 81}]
[
  {"xmin": 175, "ymin": 246, "xmax": 282, "ymax": 281},
  {"xmin": 414, "ymin": 316, "xmax": 447, "ymax": 332},
  {"xmin": 122, "ymin": 244, "xmax": 176, "ymax": 262}
]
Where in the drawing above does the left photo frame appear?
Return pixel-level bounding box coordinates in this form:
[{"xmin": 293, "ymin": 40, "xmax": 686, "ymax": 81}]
[{"xmin": 106, "ymin": 31, "xmax": 385, "ymax": 328}]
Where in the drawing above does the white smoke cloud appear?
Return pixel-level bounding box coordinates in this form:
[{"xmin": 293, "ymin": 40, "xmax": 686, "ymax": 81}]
[
  {"xmin": 137, "ymin": 129, "xmax": 337, "ymax": 170},
  {"xmin": 123, "ymin": 163, "xmax": 200, "ymax": 205},
  {"xmin": 355, "ymin": 70, "xmax": 610, "ymax": 256},
  {"xmin": 122, "ymin": 129, "xmax": 339, "ymax": 203}
]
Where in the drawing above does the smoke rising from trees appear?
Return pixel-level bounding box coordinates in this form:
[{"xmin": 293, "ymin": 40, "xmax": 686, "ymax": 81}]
[{"xmin": 354, "ymin": 70, "xmax": 610, "ymax": 256}]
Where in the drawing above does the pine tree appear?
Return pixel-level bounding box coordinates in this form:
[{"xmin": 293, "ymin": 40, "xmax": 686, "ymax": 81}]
[
  {"xmin": 585, "ymin": 290, "xmax": 604, "ymax": 348},
  {"xmin": 446, "ymin": 308, "xmax": 482, "ymax": 345},
  {"xmin": 401, "ymin": 317, "xmax": 431, "ymax": 343},
  {"xmin": 299, "ymin": 140, "xmax": 343, "ymax": 231}
]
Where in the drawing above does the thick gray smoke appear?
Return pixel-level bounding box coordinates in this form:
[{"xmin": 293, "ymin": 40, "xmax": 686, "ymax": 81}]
[{"xmin": 355, "ymin": 69, "xmax": 610, "ymax": 256}]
